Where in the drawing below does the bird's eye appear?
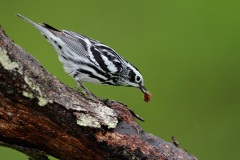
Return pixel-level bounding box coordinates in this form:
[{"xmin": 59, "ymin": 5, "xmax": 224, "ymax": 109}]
[{"xmin": 136, "ymin": 76, "xmax": 141, "ymax": 82}]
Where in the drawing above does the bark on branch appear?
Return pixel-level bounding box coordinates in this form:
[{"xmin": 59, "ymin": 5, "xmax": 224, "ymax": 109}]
[{"xmin": 0, "ymin": 26, "xmax": 198, "ymax": 160}]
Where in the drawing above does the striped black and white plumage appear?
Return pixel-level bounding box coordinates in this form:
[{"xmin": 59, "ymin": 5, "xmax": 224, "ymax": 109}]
[{"xmin": 17, "ymin": 14, "xmax": 149, "ymax": 100}]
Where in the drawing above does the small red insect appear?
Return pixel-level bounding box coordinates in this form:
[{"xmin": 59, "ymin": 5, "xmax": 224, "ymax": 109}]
[{"xmin": 144, "ymin": 92, "xmax": 152, "ymax": 102}]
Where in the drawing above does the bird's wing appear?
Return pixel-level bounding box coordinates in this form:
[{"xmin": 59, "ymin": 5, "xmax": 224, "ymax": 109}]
[{"xmin": 61, "ymin": 30, "xmax": 125, "ymax": 74}]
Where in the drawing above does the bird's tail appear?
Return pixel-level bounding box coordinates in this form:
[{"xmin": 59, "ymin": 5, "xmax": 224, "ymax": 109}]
[{"xmin": 16, "ymin": 14, "xmax": 56, "ymax": 38}]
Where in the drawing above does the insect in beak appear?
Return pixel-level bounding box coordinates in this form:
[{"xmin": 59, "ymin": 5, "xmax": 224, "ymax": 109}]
[{"xmin": 139, "ymin": 85, "xmax": 152, "ymax": 102}]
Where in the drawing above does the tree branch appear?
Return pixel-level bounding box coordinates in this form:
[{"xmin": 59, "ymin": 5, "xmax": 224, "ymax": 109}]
[{"xmin": 0, "ymin": 26, "xmax": 198, "ymax": 160}]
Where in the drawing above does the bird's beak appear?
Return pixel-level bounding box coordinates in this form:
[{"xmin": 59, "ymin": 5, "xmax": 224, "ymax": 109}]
[{"xmin": 139, "ymin": 85, "xmax": 148, "ymax": 94}]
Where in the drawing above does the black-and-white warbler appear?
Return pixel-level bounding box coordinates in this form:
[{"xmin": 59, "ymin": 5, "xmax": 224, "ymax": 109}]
[{"xmin": 17, "ymin": 14, "xmax": 152, "ymax": 102}]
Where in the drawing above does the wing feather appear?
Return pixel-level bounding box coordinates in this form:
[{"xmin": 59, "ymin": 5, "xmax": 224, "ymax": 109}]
[{"xmin": 61, "ymin": 30, "xmax": 125, "ymax": 74}]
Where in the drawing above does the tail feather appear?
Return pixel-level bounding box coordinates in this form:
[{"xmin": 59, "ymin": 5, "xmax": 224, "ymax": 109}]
[
  {"xmin": 16, "ymin": 14, "xmax": 42, "ymax": 30},
  {"xmin": 16, "ymin": 14, "xmax": 57, "ymax": 37}
]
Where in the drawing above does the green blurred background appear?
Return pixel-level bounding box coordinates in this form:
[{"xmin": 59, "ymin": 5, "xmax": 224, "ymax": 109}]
[{"xmin": 1, "ymin": 1, "xmax": 240, "ymax": 159}]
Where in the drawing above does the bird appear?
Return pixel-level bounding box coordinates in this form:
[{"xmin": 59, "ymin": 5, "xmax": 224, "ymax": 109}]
[{"xmin": 16, "ymin": 14, "xmax": 151, "ymax": 102}]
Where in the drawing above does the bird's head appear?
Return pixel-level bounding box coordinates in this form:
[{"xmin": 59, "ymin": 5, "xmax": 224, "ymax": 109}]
[
  {"xmin": 125, "ymin": 64, "xmax": 148, "ymax": 94},
  {"xmin": 124, "ymin": 63, "xmax": 152, "ymax": 102}
]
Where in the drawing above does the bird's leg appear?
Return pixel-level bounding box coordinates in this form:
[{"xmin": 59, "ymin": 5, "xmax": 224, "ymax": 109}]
[
  {"xmin": 76, "ymin": 80, "xmax": 98, "ymax": 99},
  {"xmin": 76, "ymin": 80, "xmax": 109, "ymax": 102},
  {"xmin": 74, "ymin": 84, "xmax": 87, "ymax": 95}
]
